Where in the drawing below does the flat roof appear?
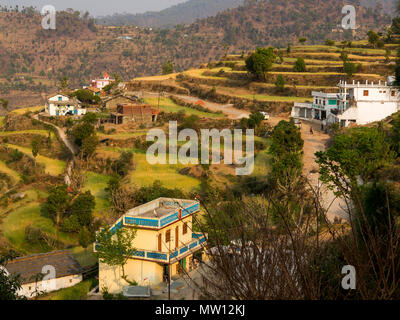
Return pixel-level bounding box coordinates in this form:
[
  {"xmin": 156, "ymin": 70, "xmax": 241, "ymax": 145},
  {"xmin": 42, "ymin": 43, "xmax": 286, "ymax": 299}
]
[{"xmin": 125, "ymin": 198, "xmax": 198, "ymax": 219}]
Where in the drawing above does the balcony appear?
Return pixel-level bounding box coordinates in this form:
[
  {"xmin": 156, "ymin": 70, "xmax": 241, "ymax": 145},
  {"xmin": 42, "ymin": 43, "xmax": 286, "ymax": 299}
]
[
  {"xmin": 127, "ymin": 233, "xmax": 207, "ymax": 264},
  {"xmin": 109, "ymin": 199, "xmax": 200, "ymax": 233}
]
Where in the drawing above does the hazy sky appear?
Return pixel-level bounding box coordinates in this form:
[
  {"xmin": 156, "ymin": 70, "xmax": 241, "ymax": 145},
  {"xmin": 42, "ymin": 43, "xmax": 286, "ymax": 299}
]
[{"xmin": 0, "ymin": 0, "xmax": 188, "ymax": 16}]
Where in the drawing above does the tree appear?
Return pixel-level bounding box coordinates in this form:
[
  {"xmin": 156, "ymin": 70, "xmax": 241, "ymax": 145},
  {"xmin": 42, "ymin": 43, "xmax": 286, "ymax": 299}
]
[
  {"xmin": 0, "ymin": 99, "xmax": 9, "ymax": 112},
  {"xmin": 162, "ymin": 60, "xmax": 174, "ymax": 75},
  {"xmin": 339, "ymin": 51, "xmax": 348, "ymax": 62},
  {"xmin": 81, "ymin": 134, "xmax": 99, "ymax": 159},
  {"xmin": 325, "ymin": 39, "xmax": 335, "ymax": 46},
  {"xmin": 293, "ymin": 57, "xmax": 306, "ymax": 72},
  {"xmin": 367, "ymin": 30, "xmax": 380, "ymax": 48},
  {"xmin": 0, "ymin": 253, "xmax": 25, "ymax": 300},
  {"xmin": 343, "ymin": 61, "xmax": 357, "ymax": 77},
  {"xmin": 79, "ymin": 226, "xmax": 93, "ymax": 248},
  {"xmin": 299, "ymin": 37, "xmax": 307, "ymax": 45},
  {"xmin": 41, "ymin": 185, "xmax": 69, "ymax": 247},
  {"xmin": 245, "ymin": 47, "xmax": 276, "ymax": 81},
  {"xmin": 31, "ymin": 137, "xmax": 39, "ymax": 166},
  {"xmin": 316, "ymin": 126, "xmax": 395, "ymax": 194},
  {"xmin": 95, "ymin": 227, "xmax": 137, "ymax": 283},
  {"xmin": 69, "ymin": 191, "xmax": 95, "ymax": 228},
  {"xmin": 71, "ymin": 89, "xmax": 101, "ymax": 105},
  {"xmin": 269, "ymin": 120, "xmax": 304, "ymax": 182},
  {"xmin": 275, "ymin": 75, "xmax": 285, "ymax": 92}
]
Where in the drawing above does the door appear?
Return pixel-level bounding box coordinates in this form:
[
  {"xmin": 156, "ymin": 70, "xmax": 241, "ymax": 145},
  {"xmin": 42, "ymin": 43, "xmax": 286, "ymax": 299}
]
[{"xmin": 175, "ymin": 226, "xmax": 179, "ymax": 249}]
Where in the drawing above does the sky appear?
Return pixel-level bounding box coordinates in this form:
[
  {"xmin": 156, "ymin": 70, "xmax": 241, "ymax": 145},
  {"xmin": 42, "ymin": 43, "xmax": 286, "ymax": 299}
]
[{"xmin": 0, "ymin": 0, "xmax": 188, "ymax": 16}]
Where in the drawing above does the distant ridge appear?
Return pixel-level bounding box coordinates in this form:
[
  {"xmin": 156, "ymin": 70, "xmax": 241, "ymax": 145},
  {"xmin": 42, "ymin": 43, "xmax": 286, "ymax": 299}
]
[{"xmin": 96, "ymin": 0, "xmax": 245, "ymax": 28}]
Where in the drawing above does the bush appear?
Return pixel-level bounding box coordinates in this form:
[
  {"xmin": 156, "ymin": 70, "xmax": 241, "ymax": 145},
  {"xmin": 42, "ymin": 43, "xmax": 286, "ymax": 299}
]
[{"xmin": 293, "ymin": 58, "xmax": 306, "ymax": 72}]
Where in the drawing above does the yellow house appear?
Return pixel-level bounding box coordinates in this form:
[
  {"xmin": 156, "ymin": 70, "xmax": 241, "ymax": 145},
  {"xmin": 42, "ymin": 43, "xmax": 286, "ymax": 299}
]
[{"xmin": 97, "ymin": 197, "xmax": 206, "ymax": 294}]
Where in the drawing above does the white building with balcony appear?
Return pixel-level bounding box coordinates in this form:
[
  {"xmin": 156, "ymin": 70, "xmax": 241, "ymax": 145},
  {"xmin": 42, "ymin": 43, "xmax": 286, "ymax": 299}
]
[
  {"xmin": 97, "ymin": 198, "xmax": 206, "ymax": 294},
  {"xmin": 291, "ymin": 78, "xmax": 400, "ymax": 127},
  {"xmin": 45, "ymin": 93, "xmax": 86, "ymax": 117}
]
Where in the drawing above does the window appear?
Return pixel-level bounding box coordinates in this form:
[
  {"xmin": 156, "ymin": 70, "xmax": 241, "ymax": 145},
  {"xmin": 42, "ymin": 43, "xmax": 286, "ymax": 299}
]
[
  {"xmin": 58, "ymin": 96, "xmax": 62, "ymax": 101},
  {"xmin": 392, "ymin": 91, "xmax": 396, "ymax": 97},
  {"xmin": 158, "ymin": 234, "xmax": 162, "ymax": 251},
  {"xmin": 165, "ymin": 230, "xmax": 171, "ymax": 243},
  {"xmin": 70, "ymin": 279, "xmax": 72, "ymax": 283},
  {"xmin": 363, "ymin": 90, "xmax": 369, "ymax": 97},
  {"xmin": 183, "ymin": 222, "xmax": 188, "ymax": 235}
]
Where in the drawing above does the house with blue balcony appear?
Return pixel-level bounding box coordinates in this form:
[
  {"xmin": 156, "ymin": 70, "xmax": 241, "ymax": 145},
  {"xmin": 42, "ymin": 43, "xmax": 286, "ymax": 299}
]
[{"xmin": 97, "ymin": 197, "xmax": 207, "ymax": 294}]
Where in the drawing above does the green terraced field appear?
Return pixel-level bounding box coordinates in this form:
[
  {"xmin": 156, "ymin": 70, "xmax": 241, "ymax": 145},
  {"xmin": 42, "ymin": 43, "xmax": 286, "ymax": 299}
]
[
  {"xmin": 6, "ymin": 144, "xmax": 66, "ymax": 176},
  {"xmin": 0, "ymin": 160, "xmax": 21, "ymax": 185},
  {"xmin": 144, "ymin": 97, "xmax": 224, "ymax": 118}
]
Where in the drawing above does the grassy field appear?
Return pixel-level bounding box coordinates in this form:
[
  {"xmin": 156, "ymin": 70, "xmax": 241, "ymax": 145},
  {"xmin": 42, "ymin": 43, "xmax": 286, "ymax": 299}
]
[
  {"xmin": 0, "ymin": 130, "xmax": 54, "ymax": 138},
  {"xmin": 2, "ymin": 202, "xmax": 77, "ymax": 253},
  {"xmin": 98, "ymin": 130, "xmax": 147, "ymax": 140},
  {"xmin": 82, "ymin": 172, "xmax": 111, "ymax": 216},
  {"xmin": 42, "ymin": 278, "xmax": 98, "ymax": 300},
  {"xmin": 144, "ymin": 97, "xmax": 224, "ymax": 118},
  {"xmin": 130, "ymin": 151, "xmax": 201, "ymax": 192},
  {"xmin": 11, "ymin": 105, "xmax": 43, "ymax": 115},
  {"xmin": 0, "ymin": 160, "xmax": 21, "ymax": 185},
  {"xmin": 134, "ymin": 73, "xmax": 178, "ymax": 81},
  {"xmin": 6, "ymin": 144, "xmax": 66, "ymax": 176},
  {"xmin": 237, "ymin": 94, "xmax": 311, "ymax": 102}
]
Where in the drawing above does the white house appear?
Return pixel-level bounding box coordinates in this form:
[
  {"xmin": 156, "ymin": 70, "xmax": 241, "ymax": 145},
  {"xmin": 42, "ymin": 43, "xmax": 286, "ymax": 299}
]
[
  {"xmin": 91, "ymin": 72, "xmax": 114, "ymax": 90},
  {"xmin": 291, "ymin": 78, "xmax": 400, "ymax": 127},
  {"xmin": 45, "ymin": 93, "xmax": 86, "ymax": 116},
  {"xmin": 3, "ymin": 250, "xmax": 83, "ymax": 298}
]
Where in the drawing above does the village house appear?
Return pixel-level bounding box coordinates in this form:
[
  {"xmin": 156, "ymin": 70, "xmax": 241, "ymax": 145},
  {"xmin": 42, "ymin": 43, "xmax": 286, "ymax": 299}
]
[
  {"xmin": 103, "ymin": 94, "xmax": 139, "ymax": 111},
  {"xmin": 110, "ymin": 103, "xmax": 159, "ymax": 125},
  {"xmin": 91, "ymin": 72, "xmax": 114, "ymax": 90},
  {"xmin": 3, "ymin": 250, "xmax": 83, "ymax": 298},
  {"xmin": 97, "ymin": 198, "xmax": 206, "ymax": 294},
  {"xmin": 291, "ymin": 78, "xmax": 400, "ymax": 127},
  {"xmin": 45, "ymin": 93, "xmax": 86, "ymax": 116}
]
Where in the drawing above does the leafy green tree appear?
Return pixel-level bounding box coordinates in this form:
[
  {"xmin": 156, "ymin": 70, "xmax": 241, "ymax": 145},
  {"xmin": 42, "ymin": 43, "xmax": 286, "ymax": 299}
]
[
  {"xmin": 81, "ymin": 134, "xmax": 99, "ymax": 158},
  {"xmin": 275, "ymin": 75, "xmax": 285, "ymax": 92},
  {"xmin": 245, "ymin": 47, "xmax": 276, "ymax": 81},
  {"xmin": 316, "ymin": 127, "xmax": 395, "ymax": 195},
  {"xmin": 339, "ymin": 51, "xmax": 348, "ymax": 62},
  {"xmin": 71, "ymin": 89, "xmax": 101, "ymax": 105},
  {"xmin": 0, "ymin": 99, "xmax": 9, "ymax": 112},
  {"xmin": 299, "ymin": 37, "xmax": 307, "ymax": 45},
  {"xmin": 0, "ymin": 253, "xmax": 25, "ymax": 300},
  {"xmin": 293, "ymin": 57, "xmax": 306, "ymax": 72},
  {"xmin": 367, "ymin": 30, "xmax": 380, "ymax": 48},
  {"xmin": 343, "ymin": 61, "xmax": 357, "ymax": 77},
  {"xmin": 41, "ymin": 185, "xmax": 69, "ymax": 248},
  {"xmin": 79, "ymin": 226, "xmax": 93, "ymax": 248},
  {"xmin": 31, "ymin": 137, "xmax": 39, "ymax": 165},
  {"xmin": 325, "ymin": 39, "xmax": 335, "ymax": 46},
  {"xmin": 269, "ymin": 120, "xmax": 304, "ymax": 181},
  {"xmin": 162, "ymin": 60, "xmax": 174, "ymax": 75},
  {"xmin": 69, "ymin": 191, "xmax": 95, "ymax": 228},
  {"xmin": 59, "ymin": 76, "xmax": 69, "ymax": 92},
  {"xmin": 95, "ymin": 227, "xmax": 137, "ymax": 282}
]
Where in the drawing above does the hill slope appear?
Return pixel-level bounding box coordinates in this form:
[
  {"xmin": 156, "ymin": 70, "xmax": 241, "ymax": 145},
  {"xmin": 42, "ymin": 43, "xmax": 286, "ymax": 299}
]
[
  {"xmin": 97, "ymin": 0, "xmax": 245, "ymax": 28},
  {"xmin": 0, "ymin": 0, "xmax": 393, "ymax": 109}
]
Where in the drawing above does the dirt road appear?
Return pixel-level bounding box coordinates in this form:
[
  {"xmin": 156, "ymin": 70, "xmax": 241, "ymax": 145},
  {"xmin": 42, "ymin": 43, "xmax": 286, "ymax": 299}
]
[{"xmin": 141, "ymin": 91, "xmax": 250, "ymax": 120}]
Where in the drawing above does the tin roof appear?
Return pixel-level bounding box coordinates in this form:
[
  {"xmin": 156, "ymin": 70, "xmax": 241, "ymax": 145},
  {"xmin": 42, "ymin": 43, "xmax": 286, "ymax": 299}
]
[{"xmin": 5, "ymin": 250, "xmax": 83, "ymax": 285}]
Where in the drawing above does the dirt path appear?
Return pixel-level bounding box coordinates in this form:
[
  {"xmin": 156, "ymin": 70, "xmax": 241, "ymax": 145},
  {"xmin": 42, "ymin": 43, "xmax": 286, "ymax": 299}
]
[
  {"xmin": 32, "ymin": 114, "xmax": 78, "ymax": 185},
  {"xmin": 298, "ymin": 121, "xmax": 348, "ymax": 221},
  {"xmin": 141, "ymin": 91, "xmax": 250, "ymax": 120}
]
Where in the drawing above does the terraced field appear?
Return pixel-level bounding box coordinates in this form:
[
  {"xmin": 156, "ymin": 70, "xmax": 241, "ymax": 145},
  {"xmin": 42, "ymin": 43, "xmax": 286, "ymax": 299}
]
[
  {"xmin": 0, "ymin": 160, "xmax": 21, "ymax": 185},
  {"xmin": 6, "ymin": 144, "xmax": 66, "ymax": 176}
]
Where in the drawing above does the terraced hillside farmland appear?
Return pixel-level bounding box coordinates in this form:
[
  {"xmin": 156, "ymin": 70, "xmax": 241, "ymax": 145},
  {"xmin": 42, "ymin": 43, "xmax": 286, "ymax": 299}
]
[{"xmin": 127, "ymin": 42, "xmax": 396, "ymax": 115}]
